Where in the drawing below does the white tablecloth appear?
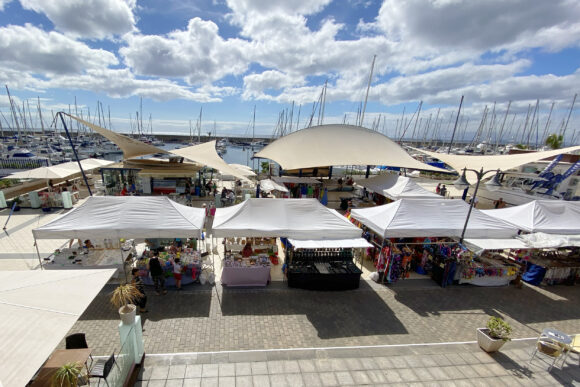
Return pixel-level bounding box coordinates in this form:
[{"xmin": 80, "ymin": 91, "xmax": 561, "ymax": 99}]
[{"xmin": 221, "ymin": 266, "xmax": 271, "ymax": 287}]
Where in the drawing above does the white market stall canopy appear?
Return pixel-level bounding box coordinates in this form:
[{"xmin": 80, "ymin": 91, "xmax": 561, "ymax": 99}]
[
  {"xmin": 259, "ymin": 178, "xmax": 290, "ymax": 193},
  {"xmin": 33, "ymin": 196, "xmax": 206, "ymax": 240},
  {"xmin": 0, "ymin": 269, "xmax": 115, "ymax": 387},
  {"xmin": 288, "ymin": 238, "xmax": 372, "ymax": 249},
  {"xmin": 356, "ymin": 173, "xmax": 442, "ymax": 200},
  {"xmin": 414, "ymin": 145, "xmax": 580, "ymax": 184},
  {"xmin": 212, "ymin": 198, "xmax": 362, "ymax": 239},
  {"xmin": 254, "ymin": 124, "xmax": 448, "ymax": 172},
  {"xmin": 463, "ymin": 238, "xmax": 530, "ymax": 254},
  {"xmin": 482, "ymin": 200, "xmax": 580, "ymax": 234},
  {"xmin": 517, "ymin": 232, "xmax": 580, "ymax": 248},
  {"xmin": 170, "ymin": 141, "xmax": 251, "ymax": 181},
  {"xmin": 272, "ymin": 176, "xmax": 322, "ymax": 185},
  {"xmin": 350, "ymin": 199, "xmax": 518, "ymax": 239}
]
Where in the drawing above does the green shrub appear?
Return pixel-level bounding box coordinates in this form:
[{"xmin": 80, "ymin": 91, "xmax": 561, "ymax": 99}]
[{"xmin": 487, "ymin": 316, "xmax": 512, "ymax": 341}]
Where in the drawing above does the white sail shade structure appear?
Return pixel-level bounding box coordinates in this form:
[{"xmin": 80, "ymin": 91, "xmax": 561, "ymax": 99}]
[
  {"xmin": 7, "ymin": 158, "xmax": 114, "ymax": 180},
  {"xmin": 259, "ymin": 178, "xmax": 290, "ymax": 193},
  {"xmin": 481, "ymin": 200, "xmax": 580, "ymax": 234},
  {"xmin": 254, "ymin": 124, "xmax": 449, "ymax": 172},
  {"xmin": 356, "ymin": 173, "xmax": 442, "ymax": 200},
  {"xmin": 0, "ymin": 269, "xmax": 116, "ymax": 387},
  {"xmin": 350, "ymin": 199, "xmax": 519, "ymax": 239},
  {"xmin": 33, "ymin": 196, "xmax": 206, "ymax": 240},
  {"xmin": 414, "ymin": 146, "xmax": 580, "ymax": 184},
  {"xmin": 212, "ymin": 198, "xmax": 362, "ymax": 239}
]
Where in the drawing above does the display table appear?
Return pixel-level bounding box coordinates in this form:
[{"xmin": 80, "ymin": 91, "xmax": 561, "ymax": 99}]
[
  {"xmin": 44, "ymin": 247, "xmax": 134, "ymax": 278},
  {"xmin": 287, "ymin": 249, "xmax": 362, "ymax": 290},
  {"xmin": 30, "ymin": 349, "xmax": 92, "ymax": 386},
  {"xmin": 458, "ymin": 254, "xmax": 518, "ymax": 287},
  {"xmin": 136, "ymin": 250, "xmax": 202, "ymax": 287},
  {"xmin": 221, "ymin": 265, "xmax": 271, "ymax": 287}
]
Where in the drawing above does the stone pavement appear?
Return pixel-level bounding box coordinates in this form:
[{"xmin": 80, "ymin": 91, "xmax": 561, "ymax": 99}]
[{"xmin": 134, "ymin": 340, "xmax": 580, "ymax": 386}]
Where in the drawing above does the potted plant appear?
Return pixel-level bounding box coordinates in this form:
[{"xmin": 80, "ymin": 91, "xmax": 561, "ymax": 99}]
[
  {"xmin": 51, "ymin": 361, "xmax": 83, "ymax": 387},
  {"xmin": 110, "ymin": 283, "xmax": 140, "ymax": 325},
  {"xmin": 477, "ymin": 316, "xmax": 512, "ymax": 352}
]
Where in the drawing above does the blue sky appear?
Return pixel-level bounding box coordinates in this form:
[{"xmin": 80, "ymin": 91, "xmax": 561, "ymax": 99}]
[{"xmin": 0, "ymin": 0, "xmax": 579, "ymax": 145}]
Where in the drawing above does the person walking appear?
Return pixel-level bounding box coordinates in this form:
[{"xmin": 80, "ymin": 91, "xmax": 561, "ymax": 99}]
[
  {"xmin": 131, "ymin": 268, "xmax": 148, "ymax": 313},
  {"xmin": 148, "ymin": 253, "xmax": 167, "ymax": 295}
]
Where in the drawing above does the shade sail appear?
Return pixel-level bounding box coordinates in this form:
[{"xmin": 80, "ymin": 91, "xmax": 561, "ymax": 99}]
[
  {"xmin": 356, "ymin": 173, "xmax": 442, "ymax": 200},
  {"xmin": 212, "ymin": 198, "xmax": 362, "ymax": 239},
  {"xmin": 33, "ymin": 196, "xmax": 205, "ymax": 239},
  {"xmin": 259, "ymin": 178, "xmax": 289, "ymax": 193},
  {"xmin": 228, "ymin": 163, "xmax": 257, "ymax": 176},
  {"xmin": 272, "ymin": 176, "xmax": 322, "ymax": 185},
  {"xmin": 170, "ymin": 141, "xmax": 251, "ymax": 181},
  {"xmin": 63, "ymin": 113, "xmax": 168, "ymax": 159},
  {"xmin": 254, "ymin": 124, "xmax": 448, "ymax": 172},
  {"xmin": 482, "ymin": 200, "xmax": 580, "ymax": 234},
  {"xmin": 414, "ymin": 146, "xmax": 580, "ymax": 184},
  {"xmin": 8, "ymin": 159, "xmax": 114, "ymax": 180},
  {"xmin": 350, "ymin": 199, "xmax": 518, "ymax": 238},
  {"xmin": 288, "ymin": 238, "xmax": 372, "ymax": 249},
  {"xmin": 0, "ymin": 269, "xmax": 115, "ymax": 387}
]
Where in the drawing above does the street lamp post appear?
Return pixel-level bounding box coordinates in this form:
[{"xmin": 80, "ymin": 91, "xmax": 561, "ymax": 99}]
[{"xmin": 453, "ymin": 167, "xmax": 502, "ymax": 243}]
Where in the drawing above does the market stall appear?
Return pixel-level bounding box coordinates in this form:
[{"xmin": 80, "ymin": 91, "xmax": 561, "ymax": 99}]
[
  {"xmin": 212, "ymin": 198, "xmax": 363, "ymax": 288},
  {"xmin": 355, "ymin": 173, "xmax": 443, "ymax": 201},
  {"xmin": 32, "ymin": 196, "xmax": 206, "ymax": 285},
  {"xmin": 349, "ymin": 199, "xmax": 519, "ymax": 286}
]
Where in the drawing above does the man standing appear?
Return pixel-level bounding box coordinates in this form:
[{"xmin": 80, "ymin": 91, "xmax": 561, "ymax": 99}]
[{"xmin": 148, "ymin": 253, "xmax": 167, "ymax": 295}]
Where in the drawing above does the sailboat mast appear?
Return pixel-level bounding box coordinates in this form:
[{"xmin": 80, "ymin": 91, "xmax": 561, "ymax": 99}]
[
  {"xmin": 561, "ymin": 93, "xmax": 577, "ymax": 143},
  {"xmin": 360, "ymin": 54, "xmax": 376, "ymax": 127},
  {"xmin": 252, "ymin": 105, "xmax": 256, "ymax": 143}
]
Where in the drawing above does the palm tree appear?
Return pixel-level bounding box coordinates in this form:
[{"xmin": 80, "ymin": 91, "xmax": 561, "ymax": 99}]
[{"xmin": 545, "ymin": 133, "xmax": 563, "ymax": 149}]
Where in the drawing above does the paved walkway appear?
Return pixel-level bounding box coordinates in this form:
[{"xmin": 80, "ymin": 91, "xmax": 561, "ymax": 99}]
[{"xmin": 135, "ymin": 340, "xmax": 580, "ymax": 386}]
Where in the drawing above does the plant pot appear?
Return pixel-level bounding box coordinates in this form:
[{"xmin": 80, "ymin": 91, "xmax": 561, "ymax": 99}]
[
  {"xmin": 477, "ymin": 328, "xmax": 506, "ymax": 352},
  {"xmin": 118, "ymin": 304, "xmax": 137, "ymax": 325}
]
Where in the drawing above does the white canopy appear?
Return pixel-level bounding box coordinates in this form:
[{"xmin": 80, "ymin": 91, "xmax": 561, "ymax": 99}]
[
  {"xmin": 259, "ymin": 178, "xmax": 290, "ymax": 193},
  {"xmin": 33, "ymin": 196, "xmax": 206, "ymax": 240},
  {"xmin": 356, "ymin": 173, "xmax": 443, "ymax": 200},
  {"xmin": 65, "ymin": 113, "xmax": 168, "ymax": 159},
  {"xmin": 288, "ymin": 238, "xmax": 372, "ymax": 249},
  {"xmin": 350, "ymin": 199, "xmax": 518, "ymax": 238},
  {"xmin": 0, "ymin": 269, "xmax": 115, "ymax": 387},
  {"xmin": 517, "ymin": 232, "xmax": 580, "ymax": 248},
  {"xmin": 482, "ymin": 200, "xmax": 580, "ymax": 234},
  {"xmin": 228, "ymin": 163, "xmax": 257, "ymax": 176},
  {"xmin": 272, "ymin": 176, "xmax": 322, "ymax": 185},
  {"xmin": 8, "ymin": 158, "xmax": 114, "ymax": 180},
  {"xmin": 463, "ymin": 238, "xmax": 530, "ymax": 254},
  {"xmin": 212, "ymin": 198, "xmax": 362, "ymax": 239},
  {"xmin": 170, "ymin": 141, "xmax": 251, "ymax": 181},
  {"xmin": 254, "ymin": 124, "xmax": 448, "ymax": 172},
  {"xmin": 414, "ymin": 146, "xmax": 580, "ymax": 184}
]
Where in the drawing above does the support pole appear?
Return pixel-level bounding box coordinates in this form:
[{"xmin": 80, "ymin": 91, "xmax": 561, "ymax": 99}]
[
  {"xmin": 119, "ymin": 245, "xmax": 128, "ymax": 282},
  {"xmin": 57, "ymin": 112, "xmax": 93, "ymax": 196},
  {"xmin": 34, "ymin": 237, "xmax": 44, "ymax": 270},
  {"xmin": 365, "ymin": 165, "xmax": 371, "ymax": 179},
  {"xmin": 460, "ymin": 169, "xmax": 482, "ymax": 244}
]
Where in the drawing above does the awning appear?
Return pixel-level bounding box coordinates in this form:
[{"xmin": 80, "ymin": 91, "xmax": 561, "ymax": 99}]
[
  {"xmin": 288, "ymin": 238, "xmax": 372, "ymax": 249},
  {"xmin": 0, "ymin": 269, "xmax": 115, "ymax": 387},
  {"xmin": 228, "ymin": 164, "xmax": 257, "ymax": 176},
  {"xmin": 255, "ymin": 124, "xmax": 449, "ymax": 172},
  {"xmin": 517, "ymin": 232, "xmax": 580, "ymax": 248},
  {"xmin": 463, "ymin": 238, "xmax": 530, "ymax": 254},
  {"xmin": 7, "ymin": 159, "xmax": 114, "ymax": 180},
  {"xmin": 170, "ymin": 141, "xmax": 251, "ymax": 181},
  {"xmin": 63, "ymin": 113, "xmax": 168, "ymax": 160},
  {"xmin": 356, "ymin": 173, "xmax": 442, "ymax": 200},
  {"xmin": 259, "ymin": 178, "xmax": 289, "ymax": 193},
  {"xmin": 272, "ymin": 176, "xmax": 322, "ymax": 185},
  {"xmin": 413, "ymin": 145, "xmax": 580, "ymax": 184}
]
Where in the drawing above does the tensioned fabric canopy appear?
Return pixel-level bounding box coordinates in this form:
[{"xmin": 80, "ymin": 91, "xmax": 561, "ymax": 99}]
[
  {"xmin": 414, "ymin": 146, "xmax": 580, "ymax": 184},
  {"xmin": 7, "ymin": 158, "xmax": 114, "ymax": 180},
  {"xmin": 272, "ymin": 176, "xmax": 322, "ymax": 185},
  {"xmin": 212, "ymin": 198, "xmax": 362, "ymax": 239},
  {"xmin": 0, "ymin": 269, "xmax": 115, "ymax": 387},
  {"xmin": 33, "ymin": 196, "xmax": 206, "ymax": 239},
  {"xmin": 288, "ymin": 238, "xmax": 372, "ymax": 249},
  {"xmin": 228, "ymin": 163, "xmax": 257, "ymax": 176},
  {"xmin": 350, "ymin": 199, "xmax": 518, "ymax": 239},
  {"xmin": 63, "ymin": 113, "xmax": 168, "ymax": 159},
  {"xmin": 481, "ymin": 200, "xmax": 580, "ymax": 234},
  {"xmin": 254, "ymin": 124, "xmax": 448, "ymax": 172},
  {"xmin": 170, "ymin": 141, "xmax": 251, "ymax": 181},
  {"xmin": 356, "ymin": 173, "xmax": 442, "ymax": 200},
  {"xmin": 517, "ymin": 232, "xmax": 580, "ymax": 248},
  {"xmin": 259, "ymin": 178, "xmax": 289, "ymax": 193}
]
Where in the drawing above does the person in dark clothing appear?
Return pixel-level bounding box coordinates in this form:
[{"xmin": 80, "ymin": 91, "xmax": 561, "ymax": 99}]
[
  {"xmin": 131, "ymin": 268, "xmax": 148, "ymax": 312},
  {"xmin": 147, "ymin": 254, "xmax": 167, "ymax": 295}
]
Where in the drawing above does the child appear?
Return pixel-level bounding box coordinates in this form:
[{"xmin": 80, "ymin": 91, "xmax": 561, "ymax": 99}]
[{"xmin": 170, "ymin": 257, "xmax": 183, "ymax": 290}]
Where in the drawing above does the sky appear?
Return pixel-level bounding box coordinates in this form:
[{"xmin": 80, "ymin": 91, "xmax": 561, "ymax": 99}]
[{"xmin": 0, "ymin": 0, "xmax": 579, "ymax": 146}]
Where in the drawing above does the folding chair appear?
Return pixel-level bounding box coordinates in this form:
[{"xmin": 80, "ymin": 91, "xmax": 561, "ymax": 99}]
[
  {"xmin": 89, "ymin": 352, "xmax": 118, "ymax": 387},
  {"xmin": 529, "ymin": 336, "xmax": 564, "ymax": 371},
  {"xmin": 65, "ymin": 333, "xmax": 94, "ymax": 366}
]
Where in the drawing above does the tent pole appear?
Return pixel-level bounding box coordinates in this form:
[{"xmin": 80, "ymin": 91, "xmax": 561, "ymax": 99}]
[
  {"xmin": 119, "ymin": 245, "xmax": 128, "ymax": 282},
  {"xmin": 34, "ymin": 237, "xmax": 43, "ymax": 270}
]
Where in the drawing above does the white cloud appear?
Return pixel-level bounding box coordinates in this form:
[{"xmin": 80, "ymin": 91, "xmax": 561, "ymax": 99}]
[
  {"xmin": 0, "ymin": 0, "xmax": 12, "ymax": 11},
  {"xmin": 0, "ymin": 24, "xmax": 118, "ymax": 74},
  {"xmin": 121, "ymin": 17, "xmax": 250, "ymax": 85},
  {"xmin": 19, "ymin": 0, "xmax": 136, "ymax": 39}
]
